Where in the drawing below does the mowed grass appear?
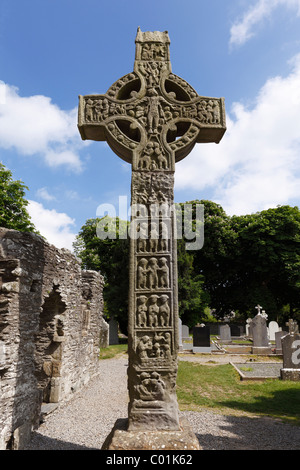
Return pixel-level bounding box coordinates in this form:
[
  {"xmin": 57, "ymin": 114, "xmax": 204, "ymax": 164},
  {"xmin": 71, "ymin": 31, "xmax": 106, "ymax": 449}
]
[
  {"xmin": 99, "ymin": 343, "xmax": 128, "ymax": 359},
  {"xmin": 99, "ymin": 345, "xmax": 300, "ymax": 425},
  {"xmin": 177, "ymin": 361, "xmax": 300, "ymax": 425}
]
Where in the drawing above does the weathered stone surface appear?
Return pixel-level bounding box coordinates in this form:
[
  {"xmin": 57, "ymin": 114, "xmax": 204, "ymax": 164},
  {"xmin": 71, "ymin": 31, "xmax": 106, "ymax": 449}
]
[
  {"xmin": 0, "ymin": 228, "xmax": 104, "ymax": 449},
  {"xmin": 78, "ymin": 27, "xmax": 226, "ymax": 444},
  {"xmin": 219, "ymin": 324, "xmax": 231, "ymax": 343},
  {"xmin": 251, "ymin": 312, "xmax": 272, "ymax": 355},
  {"xmin": 101, "ymin": 418, "xmax": 201, "ymax": 450},
  {"xmin": 280, "ymin": 320, "xmax": 300, "ymax": 381}
]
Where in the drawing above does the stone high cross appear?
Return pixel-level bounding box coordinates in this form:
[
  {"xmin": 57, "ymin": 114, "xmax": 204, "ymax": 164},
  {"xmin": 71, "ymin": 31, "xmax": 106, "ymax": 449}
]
[{"xmin": 78, "ymin": 28, "xmax": 226, "ymax": 432}]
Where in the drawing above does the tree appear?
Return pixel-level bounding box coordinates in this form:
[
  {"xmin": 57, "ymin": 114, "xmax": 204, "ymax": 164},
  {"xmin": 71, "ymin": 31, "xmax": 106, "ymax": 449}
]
[
  {"xmin": 74, "ymin": 211, "xmax": 210, "ymax": 331},
  {"xmin": 185, "ymin": 200, "xmax": 237, "ymax": 319},
  {"xmin": 0, "ymin": 163, "xmax": 36, "ymax": 232},
  {"xmin": 191, "ymin": 201, "xmax": 300, "ymax": 323},
  {"xmin": 229, "ymin": 206, "xmax": 300, "ymax": 322},
  {"xmin": 73, "ymin": 217, "xmax": 130, "ymax": 333},
  {"xmin": 177, "ymin": 238, "xmax": 209, "ymax": 327}
]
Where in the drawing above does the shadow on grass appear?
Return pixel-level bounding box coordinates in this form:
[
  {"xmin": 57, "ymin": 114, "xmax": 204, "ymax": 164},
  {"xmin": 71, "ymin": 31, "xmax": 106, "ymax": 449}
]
[
  {"xmin": 218, "ymin": 388, "xmax": 300, "ymax": 426},
  {"xmin": 216, "ymin": 386, "xmax": 300, "ymax": 425}
]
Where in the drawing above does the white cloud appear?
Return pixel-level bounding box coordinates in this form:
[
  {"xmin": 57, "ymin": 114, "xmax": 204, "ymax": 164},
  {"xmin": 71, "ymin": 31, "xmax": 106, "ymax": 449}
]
[
  {"xmin": 36, "ymin": 187, "xmax": 56, "ymax": 201},
  {"xmin": 28, "ymin": 200, "xmax": 77, "ymax": 251},
  {"xmin": 230, "ymin": 0, "xmax": 300, "ymax": 47},
  {"xmin": 0, "ymin": 82, "xmax": 85, "ymax": 172},
  {"xmin": 175, "ymin": 53, "xmax": 300, "ymax": 215}
]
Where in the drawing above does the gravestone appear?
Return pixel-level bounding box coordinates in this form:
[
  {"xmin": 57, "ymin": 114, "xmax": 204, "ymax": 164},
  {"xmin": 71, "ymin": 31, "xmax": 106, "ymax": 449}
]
[
  {"xmin": 182, "ymin": 324, "xmax": 189, "ymax": 340},
  {"xmin": 268, "ymin": 320, "xmax": 280, "ymax": 341},
  {"xmin": 100, "ymin": 317, "xmax": 109, "ymax": 348},
  {"xmin": 178, "ymin": 317, "xmax": 183, "ymax": 351},
  {"xmin": 280, "ymin": 320, "xmax": 300, "ymax": 381},
  {"xmin": 219, "ymin": 324, "xmax": 231, "ymax": 343},
  {"xmin": 230, "ymin": 324, "xmax": 242, "ymax": 337},
  {"xmin": 78, "ymin": 28, "xmax": 226, "ymax": 450},
  {"xmin": 251, "ymin": 311, "xmax": 272, "ymax": 355},
  {"xmin": 108, "ymin": 318, "xmax": 119, "ymax": 345},
  {"xmin": 275, "ymin": 330, "xmax": 286, "ymax": 355},
  {"xmin": 193, "ymin": 325, "xmax": 211, "ymax": 352},
  {"xmin": 246, "ymin": 318, "xmax": 252, "ymax": 337}
]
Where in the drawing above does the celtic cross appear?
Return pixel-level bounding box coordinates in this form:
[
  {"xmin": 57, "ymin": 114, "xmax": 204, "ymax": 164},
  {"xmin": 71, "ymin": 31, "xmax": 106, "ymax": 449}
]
[{"xmin": 78, "ymin": 28, "xmax": 226, "ymax": 432}]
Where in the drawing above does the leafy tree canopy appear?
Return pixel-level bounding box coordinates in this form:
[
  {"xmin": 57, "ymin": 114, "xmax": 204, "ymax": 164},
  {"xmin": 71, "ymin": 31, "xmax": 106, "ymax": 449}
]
[{"xmin": 0, "ymin": 162, "xmax": 36, "ymax": 232}]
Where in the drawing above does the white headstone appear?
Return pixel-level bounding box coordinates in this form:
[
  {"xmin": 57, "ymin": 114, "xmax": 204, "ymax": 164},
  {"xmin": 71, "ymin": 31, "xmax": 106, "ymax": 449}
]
[{"xmin": 268, "ymin": 320, "xmax": 280, "ymax": 341}]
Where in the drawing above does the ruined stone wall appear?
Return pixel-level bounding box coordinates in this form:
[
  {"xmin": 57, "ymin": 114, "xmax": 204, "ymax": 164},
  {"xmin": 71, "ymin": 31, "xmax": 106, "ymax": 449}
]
[{"xmin": 0, "ymin": 228, "xmax": 104, "ymax": 450}]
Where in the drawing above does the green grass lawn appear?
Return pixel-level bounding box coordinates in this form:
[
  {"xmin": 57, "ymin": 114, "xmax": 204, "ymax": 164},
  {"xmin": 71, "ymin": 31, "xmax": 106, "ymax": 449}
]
[
  {"xmin": 99, "ymin": 343, "xmax": 128, "ymax": 359},
  {"xmin": 99, "ymin": 345, "xmax": 300, "ymax": 426},
  {"xmin": 177, "ymin": 361, "xmax": 300, "ymax": 426}
]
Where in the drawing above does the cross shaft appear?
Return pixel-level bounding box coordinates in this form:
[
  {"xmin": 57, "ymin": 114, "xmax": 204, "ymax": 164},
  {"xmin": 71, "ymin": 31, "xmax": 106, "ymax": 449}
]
[{"xmin": 78, "ymin": 28, "xmax": 226, "ymax": 431}]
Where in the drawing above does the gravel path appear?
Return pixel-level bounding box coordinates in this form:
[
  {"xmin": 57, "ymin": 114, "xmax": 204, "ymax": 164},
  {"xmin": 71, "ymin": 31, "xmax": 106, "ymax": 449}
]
[{"xmin": 25, "ymin": 354, "xmax": 300, "ymax": 450}]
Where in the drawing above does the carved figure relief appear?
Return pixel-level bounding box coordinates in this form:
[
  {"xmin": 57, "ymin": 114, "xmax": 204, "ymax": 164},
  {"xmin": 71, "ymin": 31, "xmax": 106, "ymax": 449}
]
[
  {"xmin": 148, "ymin": 294, "xmax": 159, "ymax": 327},
  {"xmin": 132, "ymin": 172, "xmax": 174, "ymax": 205},
  {"xmin": 141, "ymin": 43, "xmax": 167, "ymax": 61},
  {"xmin": 137, "ymin": 258, "xmax": 148, "ymax": 290},
  {"xmin": 134, "ymin": 371, "xmax": 166, "ymax": 402},
  {"xmin": 137, "ymin": 141, "xmax": 169, "ymax": 171},
  {"xmin": 135, "ymin": 219, "xmax": 170, "ymax": 254},
  {"xmin": 158, "ymin": 294, "xmax": 170, "ymax": 327},
  {"xmin": 148, "ymin": 257, "xmax": 159, "ymax": 290},
  {"xmin": 136, "ymin": 331, "xmax": 172, "ymax": 362},
  {"xmin": 197, "ymin": 100, "xmax": 221, "ymax": 124},
  {"xmin": 136, "ymin": 295, "xmax": 148, "ymax": 328},
  {"xmin": 136, "ymin": 294, "xmax": 171, "ymax": 328},
  {"xmin": 159, "ymin": 257, "xmax": 169, "ymax": 288},
  {"xmin": 137, "ymin": 256, "xmax": 170, "ymax": 290}
]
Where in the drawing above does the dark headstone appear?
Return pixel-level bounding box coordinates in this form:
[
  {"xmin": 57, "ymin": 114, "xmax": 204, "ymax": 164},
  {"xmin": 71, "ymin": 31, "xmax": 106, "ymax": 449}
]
[
  {"xmin": 193, "ymin": 325, "xmax": 211, "ymax": 352},
  {"xmin": 230, "ymin": 324, "xmax": 242, "ymax": 337},
  {"xmin": 281, "ymin": 330, "xmax": 300, "ymax": 381}
]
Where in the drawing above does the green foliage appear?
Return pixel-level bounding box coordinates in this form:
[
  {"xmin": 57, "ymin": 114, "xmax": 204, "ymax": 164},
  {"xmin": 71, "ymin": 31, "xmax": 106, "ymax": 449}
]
[
  {"xmin": 0, "ymin": 163, "xmax": 36, "ymax": 232},
  {"xmin": 74, "ymin": 201, "xmax": 300, "ymax": 331},
  {"xmin": 177, "ymin": 361, "xmax": 300, "ymax": 425},
  {"xmin": 73, "ymin": 217, "xmax": 129, "ymax": 333},
  {"xmin": 189, "ymin": 200, "xmax": 300, "ymax": 323},
  {"xmin": 177, "ymin": 238, "xmax": 209, "ymax": 327},
  {"xmin": 227, "ymin": 205, "xmax": 300, "ymax": 321}
]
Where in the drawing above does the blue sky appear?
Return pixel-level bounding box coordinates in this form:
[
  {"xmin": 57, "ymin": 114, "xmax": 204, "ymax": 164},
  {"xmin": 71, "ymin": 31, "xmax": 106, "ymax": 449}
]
[{"xmin": 1, "ymin": 0, "xmax": 300, "ymax": 250}]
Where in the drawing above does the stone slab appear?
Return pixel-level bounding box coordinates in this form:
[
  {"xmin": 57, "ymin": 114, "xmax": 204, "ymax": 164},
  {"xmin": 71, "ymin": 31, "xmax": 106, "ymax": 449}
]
[
  {"xmin": 281, "ymin": 368, "xmax": 300, "ymax": 381},
  {"xmin": 192, "ymin": 347, "xmax": 212, "ymax": 353},
  {"xmin": 101, "ymin": 418, "xmax": 201, "ymax": 450},
  {"xmin": 251, "ymin": 346, "xmax": 272, "ymax": 355}
]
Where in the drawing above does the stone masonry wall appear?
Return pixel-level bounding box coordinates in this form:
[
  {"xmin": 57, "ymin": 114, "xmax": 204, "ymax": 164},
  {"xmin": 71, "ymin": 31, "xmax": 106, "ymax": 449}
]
[{"xmin": 0, "ymin": 228, "xmax": 104, "ymax": 450}]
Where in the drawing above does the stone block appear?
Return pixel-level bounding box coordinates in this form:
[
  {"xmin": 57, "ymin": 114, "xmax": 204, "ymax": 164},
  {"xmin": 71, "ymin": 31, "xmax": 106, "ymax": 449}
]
[{"xmin": 101, "ymin": 418, "xmax": 201, "ymax": 450}]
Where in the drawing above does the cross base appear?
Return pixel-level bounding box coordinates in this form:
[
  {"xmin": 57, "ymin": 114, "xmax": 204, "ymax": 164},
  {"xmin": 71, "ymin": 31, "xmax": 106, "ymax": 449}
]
[{"xmin": 101, "ymin": 418, "xmax": 201, "ymax": 450}]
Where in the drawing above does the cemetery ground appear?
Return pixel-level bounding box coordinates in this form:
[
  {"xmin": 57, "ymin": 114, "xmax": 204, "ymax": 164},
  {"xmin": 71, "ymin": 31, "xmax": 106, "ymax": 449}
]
[
  {"xmin": 100, "ymin": 342, "xmax": 300, "ymax": 426},
  {"xmin": 25, "ymin": 340, "xmax": 300, "ymax": 451}
]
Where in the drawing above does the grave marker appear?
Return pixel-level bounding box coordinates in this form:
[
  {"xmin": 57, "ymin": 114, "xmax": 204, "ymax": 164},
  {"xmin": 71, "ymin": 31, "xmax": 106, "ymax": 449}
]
[
  {"xmin": 281, "ymin": 319, "xmax": 300, "ymax": 381},
  {"xmin": 193, "ymin": 325, "xmax": 211, "ymax": 352},
  {"xmin": 251, "ymin": 309, "xmax": 272, "ymax": 355},
  {"xmin": 219, "ymin": 324, "xmax": 231, "ymax": 343}
]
